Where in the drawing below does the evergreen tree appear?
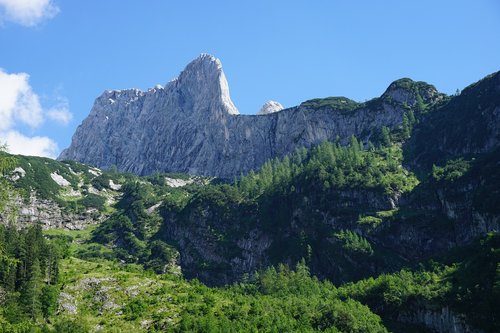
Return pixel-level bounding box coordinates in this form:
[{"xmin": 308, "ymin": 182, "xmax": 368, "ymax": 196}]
[
  {"xmin": 402, "ymin": 113, "xmax": 411, "ymax": 139},
  {"xmin": 380, "ymin": 126, "xmax": 391, "ymax": 146},
  {"xmin": 22, "ymin": 258, "xmax": 42, "ymax": 320},
  {"xmin": 41, "ymin": 285, "xmax": 59, "ymax": 318},
  {"xmin": 415, "ymin": 94, "xmax": 426, "ymax": 113},
  {"xmin": 0, "ymin": 145, "xmax": 16, "ymax": 211},
  {"xmin": 407, "ymin": 109, "xmax": 416, "ymax": 124},
  {"xmin": 0, "ymin": 144, "xmax": 16, "ymax": 175}
]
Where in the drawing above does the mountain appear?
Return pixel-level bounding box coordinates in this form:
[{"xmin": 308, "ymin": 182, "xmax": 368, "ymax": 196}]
[
  {"xmin": 2, "ymin": 66, "xmax": 499, "ymax": 332},
  {"xmin": 59, "ymin": 54, "xmax": 443, "ymax": 178},
  {"xmin": 0, "ymin": 152, "xmax": 204, "ymax": 231},
  {"xmin": 64, "ymin": 68, "xmax": 500, "ymax": 276},
  {"xmin": 84, "ymin": 70, "xmax": 500, "ymax": 331},
  {"xmin": 406, "ymin": 71, "xmax": 500, "ymax": 169}
]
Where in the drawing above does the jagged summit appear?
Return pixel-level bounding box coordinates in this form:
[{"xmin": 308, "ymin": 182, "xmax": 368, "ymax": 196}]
[
  {"xmin": 257, "ymin": 100, "xmax": 284, "ymax": 115},
  {"xmin": 177, "ymin": 53, "xmax": 224, "ymax": 83},
  {"xmin": 174, "ymin": 53, "xmax": 239, "ymax": 115},
  {"xmin": 87, "ymin": 53, "xmax": 238, "ymax": 117},
  {"xmin": 60, "ymin": 55, "xmax": 454, "ymax": 178},
  {"xmin": 190, "ymin": 53, "xmax": 223, "ymax": 69}
]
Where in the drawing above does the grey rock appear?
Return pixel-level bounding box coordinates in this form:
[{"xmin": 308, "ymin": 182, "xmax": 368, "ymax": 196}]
[
  {"xmin": 59, "ymin": 54, "xmax": 441, "ymax": 178},
  {"xmin": 257, "ymin": 100, "xmax": 284, "ymax": 115},
  {"xmin": 398, "ymin": 306, "xmax": 483, "ymax": 333},
  {"xmin": 0, "ymin": 192, "xmax": 105, "ymax": 230},
  {"xmin": 59, "ymin": 292, "xmax": 77, "ymax": 314}
]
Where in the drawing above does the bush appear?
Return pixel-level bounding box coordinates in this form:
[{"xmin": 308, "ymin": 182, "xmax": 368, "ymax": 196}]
[
  {"xmin": 91, "ymin": 174, "xmax": 111, "ymax": 190},
  {"xmin": 78, "ymin": 194, "xmax": 106, "ymax": 211},
  {"xmin": 432, "ymin": 158, "xmax": 471, "ymax": 182},
  {"xmin": 123, "ymin": 299, "xmax": 146, "ymax": 321},
  {"xmin": 334, "ymin": 230, "xmax": 374, "ymax": 256}
]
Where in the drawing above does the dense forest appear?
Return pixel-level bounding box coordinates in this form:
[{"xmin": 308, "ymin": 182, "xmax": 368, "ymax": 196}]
[{"xmin": 0, "ymin": 225, "xmax": 65, "ymax": 332}]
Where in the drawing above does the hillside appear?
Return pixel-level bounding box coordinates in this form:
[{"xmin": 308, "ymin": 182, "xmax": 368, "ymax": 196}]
[{"xmin": 0, "ymin": 69, "xmax": 499, "ymax": 332}]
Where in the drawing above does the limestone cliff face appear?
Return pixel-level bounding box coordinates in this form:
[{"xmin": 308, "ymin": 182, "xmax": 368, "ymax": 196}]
[
  {"xmin": 157, "ymin": 187, "xmax": 399, "ymax": 286},
  {"xmin": 59, "ymin": 54, "xmax": 441, "ymax": 178},
  {"xmin": 1, "ymin": 192, "xmax": 104, "ymax": 230}
]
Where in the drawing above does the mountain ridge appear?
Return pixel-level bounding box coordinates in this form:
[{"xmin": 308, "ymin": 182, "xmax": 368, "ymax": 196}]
[{"xmin": 59, "ymin": 54, "xmax": 443, "ymax": 178}]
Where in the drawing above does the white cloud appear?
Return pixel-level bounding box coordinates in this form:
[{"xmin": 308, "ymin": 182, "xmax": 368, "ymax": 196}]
[
  {"xmin": 0, "ymin": 0, "xmax": 59, "ymax": 26},
  {"xmin": 0, "ymin": 69, "xmax": 43, "ymax": 130},
  {"xmin": 0, "ymin": 68, "xmax": 72, "ymax": 158},
  {"xmin": 1, "ymin": 130, "xmax": 58, "ymax": 158},
  {"xmin": 47, "ymin": 99, "xmax": 72, "ymax": 125}
]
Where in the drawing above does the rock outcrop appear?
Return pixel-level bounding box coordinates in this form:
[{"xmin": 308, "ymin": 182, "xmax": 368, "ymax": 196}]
[
  {"xmin": 59, "ymin": 54, "xmax": 442, "ymax": 178},
  {"xmin": 257, "ymin": 100, "xmax": 284, "ymax": 115},
  {"xmin": 1, "ymin": 192, "xmax": 104, "ymax": 230},
  {"xmin": 398, "ymin": 307, "xmax": 483, "ymax": 333}
]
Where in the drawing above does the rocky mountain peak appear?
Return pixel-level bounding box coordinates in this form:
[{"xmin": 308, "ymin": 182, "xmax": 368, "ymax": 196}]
[
  {"xmin": 177, "ymin": 53, "xmax": 223, "ymax": 82},
  {"xmin": 63, "ymin": 55, "xmax": 485, "ymax": 179},
  {"xmin": 174, "ymin": 53, "xmax": 239, "ymax": 115},
  {"xmin": 382, "ymin": 78, "xmax": 440, "ymax": 105},
  {"xmin": 257, "ymin": 100, "xmax": 284, "ymax": 115}
]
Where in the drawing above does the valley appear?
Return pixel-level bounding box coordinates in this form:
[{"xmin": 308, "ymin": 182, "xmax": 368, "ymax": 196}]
[{"xmin": 0, "ymin": 62, "xmax": 499, "ymax": 332}]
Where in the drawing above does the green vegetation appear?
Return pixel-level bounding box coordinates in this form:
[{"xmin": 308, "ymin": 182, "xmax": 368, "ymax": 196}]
[
  {"xmin": 357, "ymin": 215, "xmax": 383, "ymax": 228},
  {"xmin": 1, "ymin": 68, "xmax": 500, "ymax": 333},
  {"xmin": 0, "ymin": 146, "xmax": 16, "ymax": 212},
  {"xmin": 428, "ymin": 147, "xmax": 500, "ymax": 215},
  {"xmin": 0, "ymin": 229, "xmax": 389, "ymax": 333},
  {"xmin": 300, "ymin": 96, "xmax": 360, "ymax": 112},
  {"xmin": 0, "ymin": 218, "xmax": 388, "ymax": 332},
  {"xmin": 14, "ymin": 155, "xmax": 80, "ymax": 202},
  {"xmin": 237, "ymin": 138, "xmax": 418, "ymax": 198},
  {"xmin": 340, "ymin": 232, "xmax": 500, "ymax": 332},
  {"xmin": 78, "ymin": 193, "xmax": 106, "ymax": 211},
  {"xmin": 90, "ymin": 177, "xmax": 197, "ymax": 266},
  {"xmin": 0, "ymin": 228, "xmax": 497, "ymax": 332},
  {"xmin": 405, "ymin": 72, "xmax": 499, "ymax": 169},
  {"xmin": 2, "ymin": 153, "xmax": 136, "ymax": 214},
  {"xmin": 0, "ymin": 225, "xmax": 64, "ymax": 331},
  {"xmin": 118, "ymin": 138, "xmax": 417, "ymax": 284},
  {"xmin": 432, "ymin": 158, "xmax": 471, "ymax": 182},
  {"xmin": 334, "ymin": 230, "xmax": 374, "ymax": 256}
]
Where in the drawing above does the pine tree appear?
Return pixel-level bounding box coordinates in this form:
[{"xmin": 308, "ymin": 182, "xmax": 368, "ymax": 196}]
[
  {"xmin": 402, "ymin": 113, "xmax": 411, "ymax": 139},
  {"xmin": 381, "ymin": 127, "xmax": 391, "ymax": 146},
  {"xmin": 0, "ymin": 144, "xmax": 16, "ymax": 175},
  {"xmin": 415, "ymin": 94, "xmax": 426, "ymax": 113},
  {"xmin": 22, "ymin": 258, "xmax": 43, "ymax": 320},
  {"xmin": 41, "ymin": 284, "xmax": 59, "ymax": 318},
  {"xmin": 0, "ymin": 145, "xmax": 16, "ymax": 212},
  {"xmin": 407, "ymin": 109, "xmax": 416, "ymax": 125}
]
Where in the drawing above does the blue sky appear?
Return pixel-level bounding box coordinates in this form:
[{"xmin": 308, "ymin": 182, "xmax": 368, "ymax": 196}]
[{"xmin": 0, "ymin": 0, "xmax": 499, "ymax": 157}]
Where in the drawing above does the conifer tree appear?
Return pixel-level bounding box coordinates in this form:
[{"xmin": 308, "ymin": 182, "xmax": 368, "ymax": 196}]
[
  {"xmin": 381, "ymin": 127, "xmax": 391, "ymax": 146},
  {"xmin": 22, "ymin": 258, "xmax": 42, "ymax": 320},
  {"xmin": 402, "ymin": 113, "xmax": 411, "ymax": 139}
]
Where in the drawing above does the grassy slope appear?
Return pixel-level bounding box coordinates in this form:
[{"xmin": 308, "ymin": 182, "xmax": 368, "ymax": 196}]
[{"xmin": 48, "ymin": 226, "xmax": 388, "ymax": 333}]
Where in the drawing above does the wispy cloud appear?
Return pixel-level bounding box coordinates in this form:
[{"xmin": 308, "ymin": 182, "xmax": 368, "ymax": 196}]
[
  {"xmin": 0, "ymin": 0, "xmax": 59, "ymax": 27},
  {"xmin": 47, "ymin": 98, "xmax": 72, "ymax": 125},
  {"xmin": 0, "ymin": 70, "xmax": 43, "ymax": 130},
  {"xmin": 0, "ymin": 68, "xmax": 72, "ymax": 158},
  {"xmin": 1, "ymin": 130, "xmax": 58, "ymax": 158}
]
